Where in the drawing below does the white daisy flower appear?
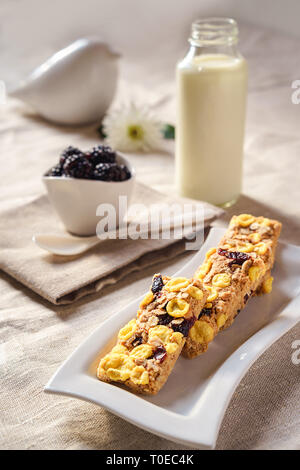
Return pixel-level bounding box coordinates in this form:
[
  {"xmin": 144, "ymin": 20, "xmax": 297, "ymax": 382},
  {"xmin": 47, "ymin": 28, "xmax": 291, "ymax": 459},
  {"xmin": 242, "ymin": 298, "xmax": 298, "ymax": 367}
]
[{"xmin": 102, "ymin": 104, "xmax": 165, "ymax": 152}]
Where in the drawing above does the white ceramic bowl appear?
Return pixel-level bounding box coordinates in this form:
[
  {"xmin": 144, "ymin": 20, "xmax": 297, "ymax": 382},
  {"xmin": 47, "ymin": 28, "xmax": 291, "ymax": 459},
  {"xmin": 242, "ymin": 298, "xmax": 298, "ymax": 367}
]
[{"xmin": 43, "ymin": 153, "xmax": 135, "ymax": 236}]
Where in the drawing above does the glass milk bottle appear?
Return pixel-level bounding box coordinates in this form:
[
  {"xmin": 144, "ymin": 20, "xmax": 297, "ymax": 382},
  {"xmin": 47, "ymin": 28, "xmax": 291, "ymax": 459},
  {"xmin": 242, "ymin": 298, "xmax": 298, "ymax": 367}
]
[{"xmin": 176, "ymin": 18, "xmax": 248, "ymax": 207}]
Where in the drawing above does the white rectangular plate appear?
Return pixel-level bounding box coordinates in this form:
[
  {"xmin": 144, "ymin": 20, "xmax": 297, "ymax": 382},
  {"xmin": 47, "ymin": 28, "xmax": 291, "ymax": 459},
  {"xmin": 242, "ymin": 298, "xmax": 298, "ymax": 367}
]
[{"xmin": 45, "ymin": 228, "xmax": 300, "ymax": 449}]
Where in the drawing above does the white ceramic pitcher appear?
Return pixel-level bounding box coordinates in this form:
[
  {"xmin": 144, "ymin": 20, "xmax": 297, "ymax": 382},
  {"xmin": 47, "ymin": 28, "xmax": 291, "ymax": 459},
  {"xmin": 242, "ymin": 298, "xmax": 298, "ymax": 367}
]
[{"xmin": 9, "ymin": 38, "xmax": 120, "ymax": 125}]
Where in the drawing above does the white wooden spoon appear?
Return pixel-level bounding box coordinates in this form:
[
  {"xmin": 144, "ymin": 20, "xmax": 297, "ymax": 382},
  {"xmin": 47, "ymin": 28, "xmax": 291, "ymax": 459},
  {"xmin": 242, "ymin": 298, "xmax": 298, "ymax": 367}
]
[{"xmin": 33, "ymin": 213, "xmax": 203, "ymax": 256}]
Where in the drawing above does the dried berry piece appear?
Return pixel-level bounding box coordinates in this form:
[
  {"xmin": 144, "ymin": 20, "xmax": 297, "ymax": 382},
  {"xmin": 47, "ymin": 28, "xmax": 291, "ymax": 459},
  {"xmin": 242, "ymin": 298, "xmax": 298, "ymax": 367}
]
[
  {"xmin": 171, "ymin": 316, "xmax": 196, "ymax": 337},
  {"xmin": 198, "ymin": 307, "xmax": 212, "ymax": 319},
  {"xmin": 157, "ymin": 313, "xmax": 173, "ymax": 326},
  {"xmin": 152, "ymin": 346, "xmax": 167, "ymax": 363},
  {"xmin": 63, "ymin": 154, "xmax": 93, "ymax": 178},
  {"xmin": 132, "ymin": 335, "xmax": 143, "ymax": 348},
  {"xmin": 151, "ymin": 274, "xmax": 164, "ymax": 294},
  {"xmin": 218, "ymin": 248, "xmax": 250, "ymax": 266}
]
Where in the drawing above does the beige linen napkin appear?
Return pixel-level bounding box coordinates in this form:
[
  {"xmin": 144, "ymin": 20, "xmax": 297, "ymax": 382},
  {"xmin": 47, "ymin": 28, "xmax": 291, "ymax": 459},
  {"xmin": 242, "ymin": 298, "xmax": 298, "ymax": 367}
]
[{"xmin": 0, "ymin": 182, "xmax": 223, "ymax": 304}]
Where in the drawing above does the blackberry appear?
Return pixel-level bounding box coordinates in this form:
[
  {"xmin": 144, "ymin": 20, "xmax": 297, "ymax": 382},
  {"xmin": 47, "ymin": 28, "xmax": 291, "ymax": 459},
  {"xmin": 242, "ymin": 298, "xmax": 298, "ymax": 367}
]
[
  {"xmin": 86, "ymin": 145, "xmax": 116, "ymax": 166},
  {"xmin": 93, "ymin": 163, "xmax": 115, "ymax": 181},
  {"xmin": 45, "ymin": 164, "xmax": 63, "ymax": 177},
  {"xmin": 63, "ymin": 154, "xmax": 93, "ymax": 179},
  {"xmin": 93, "ymin": 163, "xmax": 131, "ymax": 182},
  {"xmin": 117, "ymin": 164, "xmax": 131, "ymax": 181},
  {"xmin": 60, "ymin": 146, "xmax": 84, "ymax": 166}
]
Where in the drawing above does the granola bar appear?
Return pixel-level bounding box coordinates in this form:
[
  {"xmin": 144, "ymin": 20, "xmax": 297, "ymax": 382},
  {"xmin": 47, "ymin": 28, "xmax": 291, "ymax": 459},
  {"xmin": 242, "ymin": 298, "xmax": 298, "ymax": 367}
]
[
  {"xmin": 97, "ymin": 274, "xmax": 208, "ymax": 394},
  {"xmin": 182, "ymin": 214, "xmax": 282, "ymax": 359}
]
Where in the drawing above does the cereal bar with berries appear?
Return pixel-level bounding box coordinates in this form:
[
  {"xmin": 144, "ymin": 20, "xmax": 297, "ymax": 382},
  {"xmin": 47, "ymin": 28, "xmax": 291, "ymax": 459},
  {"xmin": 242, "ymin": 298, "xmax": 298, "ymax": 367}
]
[
  {"xmin": 182, "ymin": 214, "xmax": 282, "ymax": 359},
  {"xmin": 97, "ymin": 274, "xmax": 208, "ymax": 394}
]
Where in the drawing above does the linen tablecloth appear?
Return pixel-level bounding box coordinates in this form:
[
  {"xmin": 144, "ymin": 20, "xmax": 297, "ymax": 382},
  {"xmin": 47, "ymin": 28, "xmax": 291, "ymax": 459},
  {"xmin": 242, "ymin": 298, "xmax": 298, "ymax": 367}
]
[{"xmin": 1, "ymin": 23, "xmax": 299, "ymax": 449}]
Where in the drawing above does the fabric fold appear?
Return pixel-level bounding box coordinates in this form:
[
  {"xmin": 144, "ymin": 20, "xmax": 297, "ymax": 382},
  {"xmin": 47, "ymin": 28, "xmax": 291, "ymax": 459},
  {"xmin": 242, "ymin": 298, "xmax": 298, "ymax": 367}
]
[{"xmin": 0, "ymin": 182, "xmax": 223, "ymax": 304}]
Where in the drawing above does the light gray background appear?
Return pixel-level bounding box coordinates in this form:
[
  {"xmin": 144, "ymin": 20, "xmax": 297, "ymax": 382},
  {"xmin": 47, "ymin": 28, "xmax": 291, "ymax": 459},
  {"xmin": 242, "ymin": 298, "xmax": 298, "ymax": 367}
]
[{"xmin": 2, "ymin": 0, "xmax": 300, "ymax": 89}]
